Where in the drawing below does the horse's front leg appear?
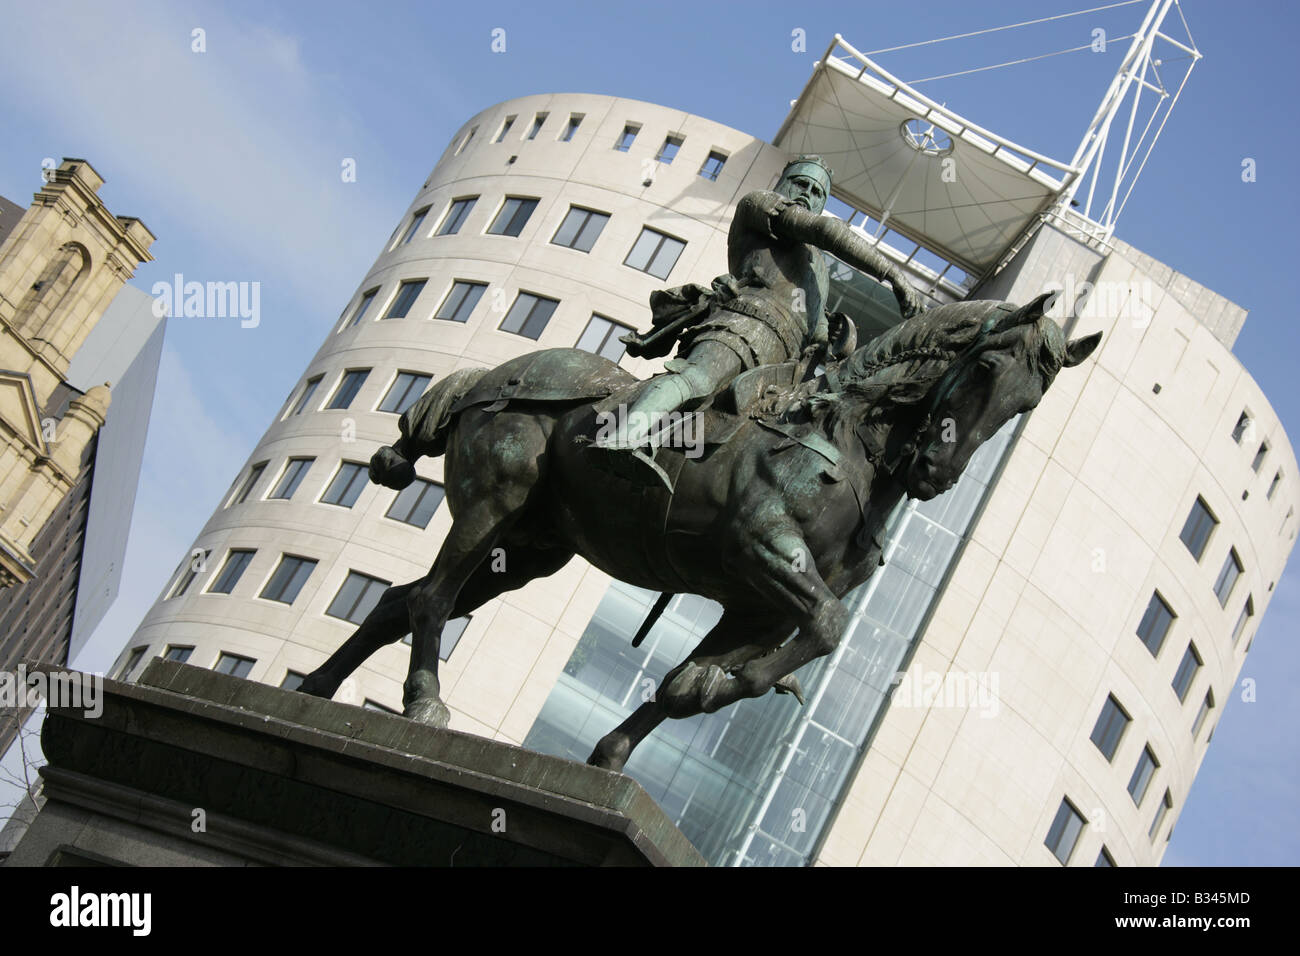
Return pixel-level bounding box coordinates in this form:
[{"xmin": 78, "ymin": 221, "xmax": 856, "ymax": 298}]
[
  {"xmin": 588, "ymin": 609, "xmax": 792, "ymax": 772},
  {"xmin": 698, "ymin": 528, "xmax": 851, "ymax": 714}
]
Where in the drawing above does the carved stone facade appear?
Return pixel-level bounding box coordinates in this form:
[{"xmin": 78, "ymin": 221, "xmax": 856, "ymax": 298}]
[{"xmin": 0, "ymin": 159, "xmax": 154, "ymax": 587}]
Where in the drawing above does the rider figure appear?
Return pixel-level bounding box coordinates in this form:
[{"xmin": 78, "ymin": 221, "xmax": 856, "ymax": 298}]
[{"xmin": 597, "ymin": 155, "xmax": 926, "ymax": 453}]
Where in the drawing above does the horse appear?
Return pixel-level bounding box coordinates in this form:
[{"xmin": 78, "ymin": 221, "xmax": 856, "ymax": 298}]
[{"xmin": 298, "ymin": 292, "xmax": 1100, "ymax": 771}]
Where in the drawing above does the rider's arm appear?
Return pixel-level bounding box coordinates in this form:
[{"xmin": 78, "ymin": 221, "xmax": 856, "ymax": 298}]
[{"xmin": 747, "ymin": 194, "xmax": 926, "ymax": 319}]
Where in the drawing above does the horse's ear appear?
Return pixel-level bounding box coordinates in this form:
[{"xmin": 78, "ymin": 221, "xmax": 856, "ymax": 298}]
[
  {"xmin": 1020, "ymin": 290, "xmax": 1059, "ymax": 323},
  {"xmin": 1063, "ymin": 331, "xmax": 1102, "ymax": 367}
]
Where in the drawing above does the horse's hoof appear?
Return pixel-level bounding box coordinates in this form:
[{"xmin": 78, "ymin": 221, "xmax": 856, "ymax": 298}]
[
  {"xmin": 296, "ymin": 673, "xmax": 336, "ymax": 698},
  {"xmin": 588, "ymin": 732, "xmax": 631, "ymax": 772},
  {"xmin": 662, "ymin": 662, "xmax": 728, "ymax": 717},
  {"xmin": 773, "ymin": 673, "xmax": 806, "ymax": 706},
  {"xmin": 404, "ymin": 697, "xmax": 451, "ymax": 728}
]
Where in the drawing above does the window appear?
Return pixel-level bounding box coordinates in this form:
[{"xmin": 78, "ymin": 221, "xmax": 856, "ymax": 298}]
[
  {"xmin": 326, "ymin": 369, "xmax": 369, "ymax": 409},
  {"xmin": 208, "ymin": 549, "xmax": 255, "ymax": 594},
  {"xmin": 163, "ymin": 645, "xmax": 192, "ymax": 663},
  {"xmin": 560, "ymin": 113, "xmax": 583, "ymax": 142},
  {"xmin": 1149, "ymin": 790, "xmax": 1173, "ymax": 841},
  {"xmin": 229, "ymin": 462, "xmax": 266, "ymax": 506},
  {"xmin": 1179, "ymin": 496, "xmax": 1217, "ymax": 560},
  {"xmin": 1252, "ymin": 440, "xmax": 1270, "ymax": 473},
  {"xmin": 1045, "ymin": 798, "xmax": 1085, "ymax": 864},
  {"xmin": 436, "ymin": 197, "xmax": 477, "ymax": 236},
  {"xmin": 699, "ymin": 150, "xmax": 727, "ymax": 180},
  {"xmin": 169, "ymin": 550, "xmax": 210, "ymax": 599},
  {"xmin": 1192, "ymin": 688, "xmax": 1215, "ymax": 738},
  {"xmin": 1268, "ymin": 470, "xmax": 1282, "ymax": 500},
  {"xmin": 281, "ymin": 671, "xmax": 306, "ymax": 691},
  {"xmin": 526, "ymin": 112, "xmax": 547, "ymax": 140},
  {"xmin": 1232, "ymin": 595, "xmax": 1254, "ymax": 645},
  {"xmin": 384, "ymin": 279, "xmax": 427, "ymax": 319},
  {"xmin": 435, "ymin": 280, "xmax": 487, "ymax": 323},
  {"xmin": 494, "ymin": 115, "xmax": 516, "ymax": 142},
  {"xmin": 1095, "ymin": 847, "xmax": 1116, "ymax": 867},
  {"xmin": 487, "ymin": 197, "xmax": 539, "ymax": 237},
  {"xmin": 624, "ymin": 227, "xmax": 685, "ymax": 280},
  {"xmin": 215, "ymin": 653, "xmax": 255, "ymax": 679},
  {"xmin": 655, "ymin": 134, "xmax": 683, "ymax": 164},
  {"xmin": 500, "ymin": 292, "xmax": 559, "ymax": 340},
  {"xmin": 400, "ymin": 207, "xmax": 430, "ymax": 245},
  {"xmin": 1136, "ymin": 592, "xmax": 1175, "ymax": 656},
  {"xmin": 268, "ymin": 458, "xmax": 314, "ymax": 500},
  {"xmin": 379, "ymin": 372, "xmax": 432, "ymax": 414},
  {"xmin": 551, "ymin": 206, "xmax": 610, "ymax": 252},
  {"xmin": 347, "ymin": 288, "xmax": 378, "ymax": 327},
  {"xmin": 386, "ymin": 478, "xmax": 445, "ymax": 528},
  {"xmin": 455, "ymin": 125, "xmax": 477, "ymax": 155},
  {"xmin": 291, "ymin": 375, "xmax": 323, "ymax": 415},
  {"xmin": 1089, "ymin": 694, "xmax": 1130, "ymax": 761},
  {"xmin": 575, "ymin": 314, "xmax": 631, "ymax": 362},
  {"xmin": 326, "ymin": 571, "xmax": 391, "ymax": 625},
  {"xmin": 1213, "ymin": 548, "xmax": 1243, "ymax": 606},
  {"xmin": 260, "ymin": 555, "xmax": 318, "ymax": 604},
  {"xmin": 1171, "ymin": 643, "xmax": 1202, "ymax": 702},
  {"xmin": 320, "ymin": 462, "xmax": 369, "ymax": 508},
  {"xmin": 1231, "ymin": 411, "xmax": 1251, "ymax": 444},
  {"xmin": 1127, "ymin": 746, "xmax": 1159, "ymax": 805},
  {"xmin": 401, "ymin": 615, "xmax": 472, "ymax": 661},
  {"xmin": 120, "ymin": 647, "xmax": 147, "ymax": 679},
  {"xmin": 614, "ymin": 124, "xmax": 639, "ymax": 151},
  {"xmin": 364, "ymin": 699, "xmax": 401, "ymax": 714}
]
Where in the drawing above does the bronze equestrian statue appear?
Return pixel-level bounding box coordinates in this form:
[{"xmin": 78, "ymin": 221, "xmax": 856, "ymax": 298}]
[{"xmin": 299, "ymin": 291, "xmax": 1100, "ymax": 771}]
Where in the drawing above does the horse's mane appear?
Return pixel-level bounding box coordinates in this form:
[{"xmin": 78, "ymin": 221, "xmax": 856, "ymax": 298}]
[{"xmin": 788, "ymin": 300, "xmax": 1068, "ymax": 469}]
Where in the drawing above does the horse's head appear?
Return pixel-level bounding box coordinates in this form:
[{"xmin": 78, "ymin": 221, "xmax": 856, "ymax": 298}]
[{"xmin": 901, "ymin": 292, "xmax": 1100, "ymax": 499}]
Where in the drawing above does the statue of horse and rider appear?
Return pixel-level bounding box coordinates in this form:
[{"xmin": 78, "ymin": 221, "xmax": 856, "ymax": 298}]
[{"xmin": 298, "ymin": 155, "xmax": 1101, "ymax": 772}]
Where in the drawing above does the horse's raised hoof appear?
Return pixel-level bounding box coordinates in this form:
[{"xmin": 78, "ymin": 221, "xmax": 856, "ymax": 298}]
[
  {"xmin": 404, "ymin": 696, "xmax": 451, "ymax": 728},
  {"xmin": 661, "ymin": 662, "xmax": 728, "ymax": 717},
  {"xmin": 773, "ymin": 673, "xmax": 806, "ymax": 706},
  {"xmin": 588, "ymin": 731, "xmax": 631, "ymax": 772}
]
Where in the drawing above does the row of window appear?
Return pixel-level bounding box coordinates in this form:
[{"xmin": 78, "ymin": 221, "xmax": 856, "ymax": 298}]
[
  {"xmin": 1230, "ymin": 410, "xmax": 1283, "ymax": 502},
  {"xmin": 336, "ymin": 275, "xmax": 635, "ymax": 358},
  {"xmin": 163, "ymin": 552, "xmax": 469, "ymax": 648},
  {"xmin": 384, "ymin": 193, "xmax": 686, "ymax": 280},
  {"xmin": 120, "ymin": 614, "xmax": 472, "ymax": 695},
  {"xmin": 279, "ymin": 367, "xmax": 427, "ymax": 421},
  {"xmin": 456, "ymin": 110, "xmax": 729, "ymax": 180},
  {"xmin": 1045, "ymin": 789, "xmax": 1173, "ymax": 865},
  {"xmin": 225, "ymin": 455, "xmax": 445, "ymax": 525},
  {"xmin": 1166, "ymin": 495, "xmax": 1255, "ymax": 639}
]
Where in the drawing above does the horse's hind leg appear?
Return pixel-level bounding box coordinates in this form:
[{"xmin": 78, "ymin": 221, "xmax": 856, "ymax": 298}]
[
  {"xmin": 299, "ymin": 545, "xmax": 574, "ymax": 702},
  {"xmin": 588, "ymin": 609, "xmax": 791, "ymax": 772},
  {"xmin": 298, "ymin": 581, "xmax": 418, "ymax": 698}
]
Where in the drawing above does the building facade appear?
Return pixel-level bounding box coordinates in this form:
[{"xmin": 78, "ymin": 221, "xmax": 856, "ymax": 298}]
[
  {"xmin": 0, "ymin": 162, "xmax": 157, "ymax": 760},
  {"xmin": 112, "ymin": 79, "xmax": 1297, "ymax": 866}
]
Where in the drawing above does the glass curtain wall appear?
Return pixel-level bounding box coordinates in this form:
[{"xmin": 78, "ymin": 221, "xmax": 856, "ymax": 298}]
[{"xmin": 525, "ymin": 419, "xmax": 1018, "ymax": 865}]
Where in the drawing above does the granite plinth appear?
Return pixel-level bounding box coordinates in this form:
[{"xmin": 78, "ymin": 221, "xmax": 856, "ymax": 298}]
[{"xmin": 5, "ymin": 660, "xmax": 703, "ymax": 867}]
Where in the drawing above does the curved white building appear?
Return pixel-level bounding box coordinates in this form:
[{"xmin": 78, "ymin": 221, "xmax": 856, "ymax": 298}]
[{"xmin": 114, "ymin": 74, "xmax": 1297, "ymax": 866}]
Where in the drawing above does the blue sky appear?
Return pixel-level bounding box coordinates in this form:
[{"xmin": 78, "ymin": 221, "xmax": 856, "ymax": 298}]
[{"xmin": 0, "ymin": 0, "xmax": 1294, "ymax": 864}]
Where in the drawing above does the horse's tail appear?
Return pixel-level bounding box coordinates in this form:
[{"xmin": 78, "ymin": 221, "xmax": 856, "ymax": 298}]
[{"xmin": 369, "ymin": 366, "xmax": 487, "ymax": 489}]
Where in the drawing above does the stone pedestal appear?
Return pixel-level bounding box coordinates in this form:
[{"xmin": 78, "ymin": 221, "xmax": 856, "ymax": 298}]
[{"xmin": 6, "ymin": 660, "xmax": 703, "ymax": 866}]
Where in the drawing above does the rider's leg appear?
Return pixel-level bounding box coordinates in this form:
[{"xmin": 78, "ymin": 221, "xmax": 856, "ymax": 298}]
[{"xmin": 598, "ymin": 341, "xmax": 744, "ymax": 449}]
